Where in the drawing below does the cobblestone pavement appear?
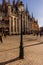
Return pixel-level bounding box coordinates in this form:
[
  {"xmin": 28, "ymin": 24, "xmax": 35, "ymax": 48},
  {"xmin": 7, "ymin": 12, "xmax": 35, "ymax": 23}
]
[{"xmin": 0, "ymin": 35, "xmax": 43, "ymax": 65}]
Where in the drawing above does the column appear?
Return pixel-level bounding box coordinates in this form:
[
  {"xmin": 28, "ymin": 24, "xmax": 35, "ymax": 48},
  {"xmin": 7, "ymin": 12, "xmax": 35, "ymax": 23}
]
[
  {"xmin": 17, "ymin": 18, "xmax": 19, "ymax": 34},
  {"xmin": 25, "ymin": 15, "xmax": 26, "ymax": 33},
  {"xmin": 9, "ymin": 17, "xmax": 11, "ymax": 35},
  {"xmin": 13, "ymin": 17, "xmax": 14, "ymax": 34},
  {"xmin": 16, "ymin": 18, "xmax": 18, "ymax": 34},
  {"xmin": 27, "ymin": 14, "xmax": 28, "ymax": 33},
  {"xmin": 19, "ymin": 14, "xmax": 21, "ymax": 34}
]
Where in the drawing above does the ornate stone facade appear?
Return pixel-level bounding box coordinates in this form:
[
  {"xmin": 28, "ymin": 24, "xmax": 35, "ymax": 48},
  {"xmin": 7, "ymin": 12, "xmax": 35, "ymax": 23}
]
[{"xmin": 0, "ymin": 0, "xmax": 39, "ymax": 35}]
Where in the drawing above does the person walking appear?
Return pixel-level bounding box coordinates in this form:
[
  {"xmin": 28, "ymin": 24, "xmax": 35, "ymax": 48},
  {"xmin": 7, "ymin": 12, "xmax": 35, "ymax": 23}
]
[
  {"xmin": 4, "ymin": 30, "xmax": 6, "ymax": 38},
  {"xmin": 0, "ymin": 28, "xmax": 3, "ymax": 43}
]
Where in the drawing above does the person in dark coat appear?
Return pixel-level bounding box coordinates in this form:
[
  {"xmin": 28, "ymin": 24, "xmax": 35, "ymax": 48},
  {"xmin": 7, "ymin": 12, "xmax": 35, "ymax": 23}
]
[
  {"xmin": 0, "ymin": 28, "xmax": 3, "ymax": 43},
  {"xmin": 4, "ymin": 30, "xmax": 6, "ymax": 38}
]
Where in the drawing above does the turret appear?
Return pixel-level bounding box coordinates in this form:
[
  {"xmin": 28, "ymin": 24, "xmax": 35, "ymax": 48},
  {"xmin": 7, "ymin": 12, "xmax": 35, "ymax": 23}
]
[
  {"xmin": 2, "ymin": 0, "xmax": 6, "ymax": 6},
  {"xmin": 26, "ymin": 4, "xmax": 28, "ymax": 12},
  {"xmin": 7, "ymin": 0, "xmax": 11, "ymax": 16},
  {"xmin": 8, "ymin": 0, "xmax": 10, "ymax": 5},
  {"xmin": 12, "ymin": 0, "xmax": 15, "ymax": 6},
  {"xmin": 18, "ymin": 0, "xmax": 20, "ymax": 3},
  {"xmin": 17, "ymin": 0, "xmax": 20, "ymax": 4},
  {"xmin": 32, "ymin": 13, "xmax": 33, "ymax": 18}
]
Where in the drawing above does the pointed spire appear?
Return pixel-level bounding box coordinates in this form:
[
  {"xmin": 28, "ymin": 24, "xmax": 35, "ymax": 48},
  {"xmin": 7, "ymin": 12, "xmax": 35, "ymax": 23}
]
[
  {"xmin": 17, "ymin": 0, "xmax": 20, "ymax": 4},
  {"xmin": 8, "ymin": 0, "xmax": 10, "ymax": 5},
  {"xmin": 26, "ymin": 4, "xmax": 28, "ymax": 12},
  {"xmin": 12, "ymin": 0, "xmax": 15, "ymax": 6},
  {"xmin": 2, "ymin": 0, "xmax": 6, "ymax": 5},
  {"xmin": 32, "ymin": 13, "xmax": 33, "ymax": 18},
  {"xmin": 18, "ymin": 0, "xmax": 20, "ymax": 2}
]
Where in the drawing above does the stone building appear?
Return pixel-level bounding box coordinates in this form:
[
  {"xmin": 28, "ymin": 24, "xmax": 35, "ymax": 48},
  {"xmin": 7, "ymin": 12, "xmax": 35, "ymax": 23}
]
[{"xmin": 0, "ymin": 0, "xmax": 39, "ymax": 35}]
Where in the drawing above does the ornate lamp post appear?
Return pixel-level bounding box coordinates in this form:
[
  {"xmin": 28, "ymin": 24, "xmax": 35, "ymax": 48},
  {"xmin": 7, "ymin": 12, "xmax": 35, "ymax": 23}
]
[{"xmin": 18, "ymin": 1, "xmax": 24, "ymax": 59}]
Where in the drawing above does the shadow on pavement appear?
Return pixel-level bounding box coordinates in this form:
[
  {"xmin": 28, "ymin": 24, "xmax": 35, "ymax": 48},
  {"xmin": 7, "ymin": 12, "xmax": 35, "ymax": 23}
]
[
  {"xmin": 0, "ymin": 57, "xmax": 20, "ymax": 65},
  {"xmin": 24, "ymin": 42, "xmax": 43, "ymax": 47},
  {"xmin": 0, "ymin": 42, "xmax": 43, "ymax": 65},
  {"xmin": 0, "ymin": 47, "xmax": 19, "ymax": 52},
  {"xmin": 23, "ymin": 38, "xmax": 37, "ymax": 42}
]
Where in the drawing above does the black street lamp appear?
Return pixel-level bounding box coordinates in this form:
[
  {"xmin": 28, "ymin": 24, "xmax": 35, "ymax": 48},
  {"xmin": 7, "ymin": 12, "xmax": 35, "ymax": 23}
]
[
  {"xmin": 19, "ymin": 11, "xmax": 24, "ymax": 59},
  {"xmin": 18, "ymin": 1, "xmax": 24, "ymax": 59}
]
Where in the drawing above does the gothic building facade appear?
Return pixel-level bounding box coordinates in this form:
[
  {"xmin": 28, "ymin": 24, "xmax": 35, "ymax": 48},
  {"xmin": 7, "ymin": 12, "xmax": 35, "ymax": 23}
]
[{"xmin": 0, "ymin": 0, "xmax": 39, "ymax": 35}]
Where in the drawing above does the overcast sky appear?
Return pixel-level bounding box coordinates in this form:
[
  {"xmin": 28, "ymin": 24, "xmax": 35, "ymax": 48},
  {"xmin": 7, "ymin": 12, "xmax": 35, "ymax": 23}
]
[{"xmin": 0, "ymin": 0, "xmax": 43, "ymax": 27}]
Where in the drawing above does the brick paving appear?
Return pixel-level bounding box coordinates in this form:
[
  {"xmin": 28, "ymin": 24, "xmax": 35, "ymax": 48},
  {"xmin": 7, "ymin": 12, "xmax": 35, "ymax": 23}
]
[{"xmin": 0, "ymin": 35, "xmax": 43, "ymax": 65}]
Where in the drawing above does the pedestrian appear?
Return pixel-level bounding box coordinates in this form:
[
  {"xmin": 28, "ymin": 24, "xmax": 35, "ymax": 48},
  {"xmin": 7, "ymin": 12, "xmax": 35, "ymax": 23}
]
[
  {"xmin": 40, "ymin": 31, "xmax": 41, "ymax": 37},
  {"xmin": 0, "ymin": 29, "xmax": 3, "ymax": 43},
  {"xmin": 36, "ymin": 31, "xmax": 39, "ymax": 36},
  {"xmin": 4, "ymin": 30, "xmax": 6, "ymax": 38},
  {"xmin": 0, "ymin": 35, "xmax": 3, "ymax": 43}
]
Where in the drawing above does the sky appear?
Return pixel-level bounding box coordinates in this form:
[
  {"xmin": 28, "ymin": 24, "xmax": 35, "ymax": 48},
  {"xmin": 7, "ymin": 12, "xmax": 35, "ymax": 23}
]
[{"xmin": 0, "ymin": 0, "xmax": 43, "ymax": 27}]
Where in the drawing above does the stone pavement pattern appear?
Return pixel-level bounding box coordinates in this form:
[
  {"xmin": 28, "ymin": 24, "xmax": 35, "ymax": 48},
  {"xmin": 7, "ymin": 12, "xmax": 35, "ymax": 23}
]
[{"xmin": 0, "ymin": 35, "xmax": 43, "ymax": 65}]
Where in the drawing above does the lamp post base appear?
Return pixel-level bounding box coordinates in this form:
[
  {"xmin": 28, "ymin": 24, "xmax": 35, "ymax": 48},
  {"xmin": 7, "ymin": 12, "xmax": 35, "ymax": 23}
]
[{"xmin": 19, "ymin": 45, "xmax": 24, "ymax": 59}]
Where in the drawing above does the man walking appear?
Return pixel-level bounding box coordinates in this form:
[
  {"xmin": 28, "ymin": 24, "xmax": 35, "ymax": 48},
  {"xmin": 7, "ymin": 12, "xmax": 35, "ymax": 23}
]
[{"xmin": 0, "ymin": 28, "xmax": 3, "ymax": 43}]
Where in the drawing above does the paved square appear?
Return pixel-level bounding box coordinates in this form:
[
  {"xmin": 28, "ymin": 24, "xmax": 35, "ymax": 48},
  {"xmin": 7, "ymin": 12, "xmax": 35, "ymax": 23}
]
[{"xmin": 0, "ymin": 35, "xmax": 43, "ymax": 65}]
